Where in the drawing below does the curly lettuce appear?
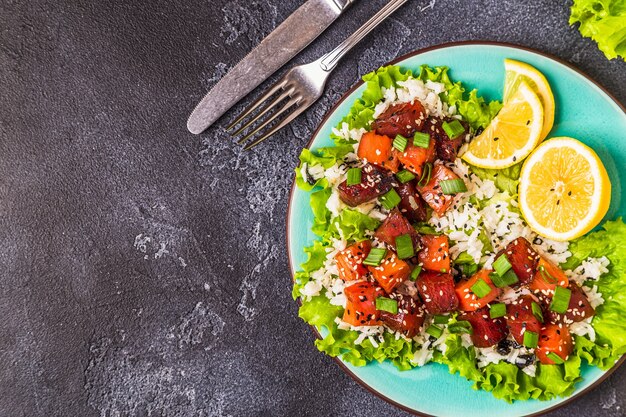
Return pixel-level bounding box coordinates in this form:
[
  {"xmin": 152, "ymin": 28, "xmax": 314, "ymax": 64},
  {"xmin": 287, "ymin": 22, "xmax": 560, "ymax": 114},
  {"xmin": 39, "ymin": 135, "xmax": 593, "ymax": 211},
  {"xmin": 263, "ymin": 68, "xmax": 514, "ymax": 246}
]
[{"xmin": 570, "ymin": 0, "xmax": 626, "ymax": 61}]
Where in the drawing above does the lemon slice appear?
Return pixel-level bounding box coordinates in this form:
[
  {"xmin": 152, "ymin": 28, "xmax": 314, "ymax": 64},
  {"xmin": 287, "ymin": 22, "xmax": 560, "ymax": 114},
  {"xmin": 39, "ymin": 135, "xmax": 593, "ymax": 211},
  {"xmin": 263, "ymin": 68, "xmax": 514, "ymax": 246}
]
[
  {"xmin": 462, "ymin": 81, "xmax": 544, "ymax": 169},
  {"xmin": 504, "ymin": 59, "xmax": 555, "ymax": 140},
  {"xmin": 519, "ymin": 137, "xmax": 611, "ymax": 241}
]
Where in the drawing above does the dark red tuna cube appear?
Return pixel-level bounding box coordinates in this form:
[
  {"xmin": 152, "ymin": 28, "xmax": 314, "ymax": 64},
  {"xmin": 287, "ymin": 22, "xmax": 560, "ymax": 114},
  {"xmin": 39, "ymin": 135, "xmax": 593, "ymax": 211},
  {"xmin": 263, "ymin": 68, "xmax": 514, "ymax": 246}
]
[
  {"xmin": 422, "ymin": 117, "xmax": 467, "ymax": 162},
  {"xmin": 372, "ymin": 101, "xmax": 426, "ymax": 138},
  {"xmin": 380, "ymin": 294, "xmax": 425, "ymax": 338},
  {"xmin": 396, "ymin": 181, "xmax": 428, "ymax": 222},
  {"xmin": 374, "ymin": 208, "xmax": 420, "ymax": 250},
  {"xmin": 337, "ymin": 163, "xmax": 397, "ymax": 207},
  {"xmin": 495, "ymin": 237, "xmax": 540, "ymax": 287},
  {"xmin": 416, "ymin": 271, "xmax": 459, "ymax": 314},
  {"xmin": 460, "ymin": 307, "xmax": 509, "ymax": 348},
  {"xmin": 506, "ymin": 295, "xmax": 543, "ymax": 345},
  {"xmin": 541, "ymin": 283, "xmax": 595, "ymax": 324}
]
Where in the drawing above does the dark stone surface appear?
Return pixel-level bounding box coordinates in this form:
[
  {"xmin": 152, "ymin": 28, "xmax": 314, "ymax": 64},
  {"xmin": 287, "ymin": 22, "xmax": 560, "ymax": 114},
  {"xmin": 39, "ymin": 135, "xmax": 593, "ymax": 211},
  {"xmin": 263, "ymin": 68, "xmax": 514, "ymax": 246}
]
[{"xmin": 1, "ymin": 0, "xmax": 625, "ymax": 416}]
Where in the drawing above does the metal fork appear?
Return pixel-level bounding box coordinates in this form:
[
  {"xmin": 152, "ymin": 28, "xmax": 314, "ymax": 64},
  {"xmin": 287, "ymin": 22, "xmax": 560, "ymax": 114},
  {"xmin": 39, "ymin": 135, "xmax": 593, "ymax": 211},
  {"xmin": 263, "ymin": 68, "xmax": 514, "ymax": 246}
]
[{"xmin": 227, "ymin": 0, "xmax": 410, "ymax": 150}]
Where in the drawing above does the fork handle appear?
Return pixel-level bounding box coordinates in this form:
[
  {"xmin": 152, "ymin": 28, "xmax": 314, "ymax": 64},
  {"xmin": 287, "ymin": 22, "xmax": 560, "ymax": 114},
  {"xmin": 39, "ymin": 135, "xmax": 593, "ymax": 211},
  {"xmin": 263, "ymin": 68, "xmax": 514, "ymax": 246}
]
[{"xmin": 319, "ymin": 0, "xmax": 410, "ymax": 72}]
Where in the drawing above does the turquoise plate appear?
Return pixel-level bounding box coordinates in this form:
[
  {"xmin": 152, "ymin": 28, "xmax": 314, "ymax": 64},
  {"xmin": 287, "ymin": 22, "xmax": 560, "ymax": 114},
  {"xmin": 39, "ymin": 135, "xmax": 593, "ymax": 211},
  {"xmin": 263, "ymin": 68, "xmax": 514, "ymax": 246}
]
[{"xmin": 287, "ymin": 42, "xmax": 625, "ymax": 417}]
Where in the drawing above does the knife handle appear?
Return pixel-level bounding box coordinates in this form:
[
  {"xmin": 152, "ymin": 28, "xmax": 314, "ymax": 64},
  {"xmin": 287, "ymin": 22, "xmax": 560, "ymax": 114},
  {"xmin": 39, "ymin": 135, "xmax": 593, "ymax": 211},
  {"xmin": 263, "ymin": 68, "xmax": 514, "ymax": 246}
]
[{"xmin": 319, "ymin": 0, "xmax": 409, "ymax": 72}]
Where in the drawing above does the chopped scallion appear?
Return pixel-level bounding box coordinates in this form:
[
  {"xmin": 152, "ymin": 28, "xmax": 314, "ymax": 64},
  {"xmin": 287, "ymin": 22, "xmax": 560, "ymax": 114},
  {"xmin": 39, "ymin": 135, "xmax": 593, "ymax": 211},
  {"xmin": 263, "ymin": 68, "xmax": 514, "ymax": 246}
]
[
  {"xmin": 410, "ymin": 265, "xmax": 422, "ymax": 281},
  {"xmin": 413, "ymin": 131, "xmax": 430, "ymax": 148},
  {"xmin": 346, "ymin": 167, "xmax": 362, "ymax": 186},
  {"xmin": 417, "ymin": 162, "xmax": 432, "ymax": 187},
  {"xmin": 433, "ymin": 314, "xmax": 449, "ymax": 324},
  {"xmin": 538, "ymin": 265, "xmax": 557, "ymax": 284},
  {"xmin": 490, "ymin": 269, "xmax": 519, "ymax": 288},
  {"xmin": 489, "ymin": 303, "xmax": 507, "ymax": 319},
  {"xmin": 363, "ymin": 248, "xmax": 386, "ymax": 266},
  {"xmin": 395, "ymin": 169, "xmax": 416, "ymax": 184},
  {"xmin": 547, "ymin": 352, "xmax": 565, "ymax": 364},
  {"xmin": 439, "ymin": 178, "xmax": 467, "ymax": 195},
  {"xmin": 395, "ymin": 234, "xmax": 414, "ymax": 259},
  {"xmin": 531, "ymin": 301, "xmax": 544, "ymax": 323},
  {"xmin": 448, "ymin": 320, "xmax": 473, "ymax": 334},
  {"xmin": 471, "ymin": 278, "xmax": 492, "ymax": 298},
  {"xmin": 380, "ymin": 189, "xmax": 401, "ymax": 210},
  {"xmin": 376, "ymin": 296, "xmax": 398, "ymax": 314},
  {"xmin": 550, "ymin": 286, "xmax": 572, "ymax": 314},
  {"xmin": 523, "ymin": 330, "xmax": 539, "ymax": 348},
  {"xmin": 393, "ymin": 134, "xmax": 408, "ymax": 152},
  {"xmin": 492, "ymin": 255, "xmax": 512, "ymax": 277},
  {"xmin": 459, "ymin": 262, "xmax": 478, "ymax": 277},
  {"xmin": 442, "ymin": 120, "xmax": 465, "ymax": 139},
  {"xmin": 425, "ymin": 325, "xmax": 443, "ymax": 339}
]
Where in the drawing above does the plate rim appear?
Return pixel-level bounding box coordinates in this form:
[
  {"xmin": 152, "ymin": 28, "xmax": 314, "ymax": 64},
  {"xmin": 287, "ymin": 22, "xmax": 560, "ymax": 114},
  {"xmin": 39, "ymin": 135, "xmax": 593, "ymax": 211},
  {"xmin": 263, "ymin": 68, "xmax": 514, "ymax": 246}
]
[{"xmin": 285, "ymin": 40, "xmax": 626, "ymax": 417}]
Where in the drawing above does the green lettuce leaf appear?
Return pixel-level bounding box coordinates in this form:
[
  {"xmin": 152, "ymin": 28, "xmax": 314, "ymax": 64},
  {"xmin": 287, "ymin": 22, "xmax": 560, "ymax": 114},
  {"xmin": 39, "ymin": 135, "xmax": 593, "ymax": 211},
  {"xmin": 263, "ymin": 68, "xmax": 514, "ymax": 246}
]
[
  {"xmin": 302, "ymin": 295, "xmax": 415, "ymax": 370},
  {"xmin": 325, "ymin": 209, "xmax": 380, "ymax": 242},
  {"xmin": 570, "ymin": 0, "xmax": 626, "ymax": 61},
  {"xmin": 470, "ymin": 162, "xmax": 523, "ymax": 196},
  {"xmin": 294, "ymin": 144, "xmax": 354, "ymax": 191}
]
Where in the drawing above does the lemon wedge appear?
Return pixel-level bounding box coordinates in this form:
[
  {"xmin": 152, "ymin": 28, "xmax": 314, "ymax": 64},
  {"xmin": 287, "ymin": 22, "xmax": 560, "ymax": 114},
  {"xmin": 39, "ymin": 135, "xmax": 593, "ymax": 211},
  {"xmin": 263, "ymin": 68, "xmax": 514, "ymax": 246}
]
[
  {"xmin": 462, "ymin": 81, "xmax": 544, "ymax": 169},
  {"xmin": 518, "ymin": 137, "xmax": 611, "ymax": 241},
  {"xmin": 504, "ymin": 59, "xmax": 555, "ymax": 140}
]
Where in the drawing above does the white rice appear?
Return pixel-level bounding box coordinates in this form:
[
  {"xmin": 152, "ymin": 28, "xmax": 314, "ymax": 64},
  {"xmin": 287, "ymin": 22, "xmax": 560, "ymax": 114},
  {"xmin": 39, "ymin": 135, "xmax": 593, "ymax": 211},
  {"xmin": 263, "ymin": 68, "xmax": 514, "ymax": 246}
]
[
  {"xmin": 475, "ymin": 337, "xmax": 537, "ymax": 377},
  {"xmin": 331, "ymin": 122, "xmax": 367, "ymax": 143},
  {"xmin": 567, "ymin": 256, "xmax": 610, "ymax": 285},
  {"xmin": 570, "ymin": 318, "xmax": 596, "ymax": 342}
]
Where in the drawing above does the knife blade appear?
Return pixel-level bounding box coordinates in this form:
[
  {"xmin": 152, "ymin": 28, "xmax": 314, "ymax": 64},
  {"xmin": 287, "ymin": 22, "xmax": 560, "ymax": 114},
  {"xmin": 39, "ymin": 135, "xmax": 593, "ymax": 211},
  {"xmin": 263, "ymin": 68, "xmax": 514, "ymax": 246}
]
[{"xmin": 187, "ymin": 0, "xmax": 356, "ymax": 135}]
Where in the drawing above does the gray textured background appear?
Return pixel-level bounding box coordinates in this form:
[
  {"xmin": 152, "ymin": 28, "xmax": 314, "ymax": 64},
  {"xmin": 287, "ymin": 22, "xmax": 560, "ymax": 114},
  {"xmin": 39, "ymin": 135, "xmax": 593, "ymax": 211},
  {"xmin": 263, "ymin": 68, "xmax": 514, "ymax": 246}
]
[{"xmin": 1, "ymin": 0, "xmax": 625, "ymax": 416}]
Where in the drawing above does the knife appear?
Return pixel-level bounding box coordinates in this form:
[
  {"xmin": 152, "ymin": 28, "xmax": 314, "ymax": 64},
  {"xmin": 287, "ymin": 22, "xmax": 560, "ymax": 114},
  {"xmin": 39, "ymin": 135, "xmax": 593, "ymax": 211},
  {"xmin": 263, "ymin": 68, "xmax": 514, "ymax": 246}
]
[{"xmin": 187, "ymin": 0, "xmax": 357, "ymax": 135}]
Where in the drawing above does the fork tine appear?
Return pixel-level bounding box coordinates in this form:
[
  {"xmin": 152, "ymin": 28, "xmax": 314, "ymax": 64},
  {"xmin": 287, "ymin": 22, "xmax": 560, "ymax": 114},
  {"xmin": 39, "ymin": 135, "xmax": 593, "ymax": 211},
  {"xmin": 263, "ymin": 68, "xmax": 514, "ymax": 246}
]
[
  {"xmin": 243, "ymin": 102, "xmax": 308, "ymax": 150},
  {"xmin": 237, "ymin": 96, "xmax": 301, "ymax": 147},
  {"xmin": 225, "ymin": 77, "xmax": 289, "ymax": 131},
  {"xmin": 232, "ymin": 85, "xmax": 295, "ymax": 139}
]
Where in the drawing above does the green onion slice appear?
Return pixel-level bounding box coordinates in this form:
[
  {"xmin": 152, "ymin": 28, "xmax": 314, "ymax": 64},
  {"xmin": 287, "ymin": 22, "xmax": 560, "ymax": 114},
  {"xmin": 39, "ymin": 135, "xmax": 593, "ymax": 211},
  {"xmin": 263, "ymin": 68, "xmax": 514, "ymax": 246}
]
[
  {"xmin": 395, "ymin": 169, "xmax": 416, "ymax": 184},
  {"xmin": 538, "ymin": 265, "xmax": 557, "ymax": 284},
  {"xmin": 471, "ymin": 278, "xmax": 492, "ymax": 298},
  {"xmin": 395, "ymin": 234, "xmax": 414, "ymax": 259},
  {"xmin": 439, "ymin": 178, "xmax": 468, "ymax": 195},
  {"xmin": 410, "ymin": 265, "xmax": 422, "ymax": 281},
  {"xmin": 442, "ymin": 119, "xmax": 465, "ymax": 139},
  {"xmin": 380, "ymin": 189, "xmax": 401, "ymax": 210},
  {"xmin": 376, "ymin": 296, "xmax": 398, "ymax": 314},
  {"xmin": 346, "ymin": 167, "xmax": 362, "ymax": 186},
  {"xmin": 448, "ymin": 320, "xmax": 473, "ymax": 334},
  {"xmin": 425, "ymin": 325, "xmax": 443, "ymax": 339},
  {"xmin": 550, "ymin": 286, "xmax": 572, "ymax": 314},
  {"xmin": 547, "ymin": 352, "xmax": 565, "ymax": 364},
  {"xmin": 489, "ymin": 303, "xmax": 507, "ymax": 319},
  {"xmin": 493, "ymin": 255, "xmax": 512, "ymax": 277},
  {"xmin": 417, "ymin": 162, "xmax": 432, "ymax": 187},
  {"xmin": 433, "ymin": 314, "xmax": 449, "ymax": 324},
  {"xmin": 413, "ymin": 131, "xmax": 430, "ymax": 148},
  {"xmin": 393, "ymin": 135, "xmax": 408, "ymax": 152},
  {"xmin": 490, "ymin": 269, "xmax": 519, "ymax": 288},
  {"xmin": 363, "ymin": 248, "xmax": 386, "ymax": 266},
  {"xmin": 460, "ymin": 263, "xmax": 478, "ymax": 277},
  {"xmin": 523, "ymin": 330, "xmax": 539, "ymax": 348},
  {"xmin": 531, "ymin": 301, "xmax": 544, "ymax": 323}
]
